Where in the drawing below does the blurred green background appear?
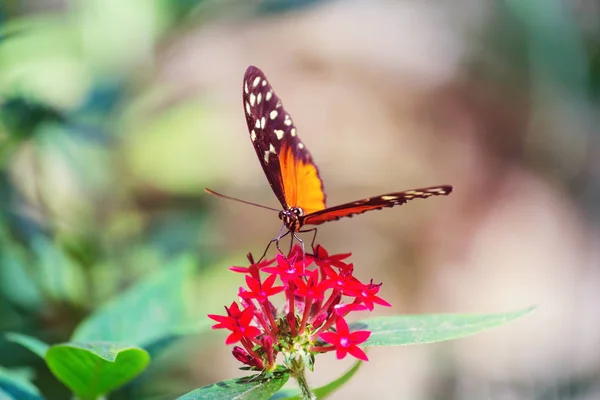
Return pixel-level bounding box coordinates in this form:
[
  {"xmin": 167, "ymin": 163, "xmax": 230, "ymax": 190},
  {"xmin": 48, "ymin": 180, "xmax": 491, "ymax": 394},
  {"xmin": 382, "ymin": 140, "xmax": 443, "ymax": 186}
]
[{"xmin": 1, "ymin": 0, "xmax": 600, "ymax": 399}]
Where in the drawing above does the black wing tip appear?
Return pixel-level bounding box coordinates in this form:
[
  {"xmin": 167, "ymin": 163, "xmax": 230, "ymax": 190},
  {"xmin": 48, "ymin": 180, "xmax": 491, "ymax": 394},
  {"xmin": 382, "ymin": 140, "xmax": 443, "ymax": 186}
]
[
  {"xmin": 245, "ymin": 65, "xmax": 264, "ymax": 77},
  {"xmin": 441, "ymin": 185, "xmax": 454, "ymax": 195}
]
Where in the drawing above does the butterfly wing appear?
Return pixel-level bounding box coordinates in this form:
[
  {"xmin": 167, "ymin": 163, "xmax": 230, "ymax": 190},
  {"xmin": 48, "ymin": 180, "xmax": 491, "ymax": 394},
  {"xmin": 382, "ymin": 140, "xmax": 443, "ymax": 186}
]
[
  {"xmin": 300, "ymin": 185, "xmax": 453, "ymax": 226},
  {"xmin": 243, "ymin": 66, "xmax": 326, "ymax": 214}
]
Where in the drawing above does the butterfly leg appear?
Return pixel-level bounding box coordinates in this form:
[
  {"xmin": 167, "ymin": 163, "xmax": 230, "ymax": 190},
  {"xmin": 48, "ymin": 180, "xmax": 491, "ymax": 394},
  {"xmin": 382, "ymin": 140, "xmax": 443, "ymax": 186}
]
[
  {"xmin": 291, "ymin": 233, "xmax": 305, "ymax": 256},
  {"xmin": 292, "ymin": 232, "xmax": 307, "ymax": 270},
  {"xmin": 288, "ymin": 232, "xmax": 295, "ymax": 256},
  {"xmin": 257, "ymin": 224, "xmax": 290, "ymax": 262},
  {"xmin": 297, "ymin": 227, "xmax": 319, "ymax": 255},
  {"xmin": 275, "ymin": 230, "xmax": 291, "ymax": 255}
]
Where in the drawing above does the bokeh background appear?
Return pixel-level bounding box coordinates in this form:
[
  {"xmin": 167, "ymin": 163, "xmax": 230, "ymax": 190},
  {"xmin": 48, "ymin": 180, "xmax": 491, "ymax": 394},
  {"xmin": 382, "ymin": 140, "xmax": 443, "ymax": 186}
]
[{"xmin": 1, "ymin": 0, "xmax": 600, "ymax": 399}]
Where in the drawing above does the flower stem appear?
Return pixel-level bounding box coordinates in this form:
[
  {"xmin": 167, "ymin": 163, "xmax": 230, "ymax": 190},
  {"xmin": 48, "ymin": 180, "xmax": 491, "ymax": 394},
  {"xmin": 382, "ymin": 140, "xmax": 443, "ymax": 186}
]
[{"xmin": 290, "ymin": 360, "xmax": 315, "ymax": 400}]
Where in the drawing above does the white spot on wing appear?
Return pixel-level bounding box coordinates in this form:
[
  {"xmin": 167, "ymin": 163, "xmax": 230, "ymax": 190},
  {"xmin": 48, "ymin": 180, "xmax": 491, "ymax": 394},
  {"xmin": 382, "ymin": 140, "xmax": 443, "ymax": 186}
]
[
  {"xmin": 284, "ymin": 115, "xmax": 292, "ymax": 126},
  {"xmin": 269, "ymin": 144, "xmax": 276, "ymax": 153},
  {"xmin": 262, "ymin": 80, "xmax": 267, "ymax": 86},
  {"xmin": 263, "ymin": 150, "xmax": 270, "ymax": 163},
  {"xmin": 255, "ymin": 119, "xmax": 260, "ymax": 128},
  {"xmin": 249, "ymin": 93, "xmax": 256, "ymax": 107},
  {"xmin": 298, "ymin": 143, "xmax": 304, "ymax": 149},
  {"xmin": 266, "ymin": 91, "xmax": 273, "ymax": 101},
  {"xmin": 244, "ymin": 81, "xmax": 249, "ymax": 94},
  {"xmin": 252, "ymin": 77, "xmax": 261, "ymax": 88},
  {"xmin": 260, "ymin": 117, "xmax": 266, "ymax": 129},
  {"xmin": 381, "ymin": 195, "xmax": 398, "ymax": 201},
  {"xmin": 250, "ymin": 130, "xmax": 257, "ymax": 141},
  {"xmin": 245, "ymin": 102, "xmax": 251, "ymax": 115},
  {"xmin": 274, "ymin": 129, "xmax": 284, "ymax": 140},
  {"xmin": 291, "ymin": 128, "xmax": 297, "ymax": 137},
  {"xmin": 257, "ymin": 93, "xmax": 262, "ymax": 105},
  {"xmin": 270, "ymin": 110, "xmax": 278, "ymax": 120},
  {"xmin": 430, "ymin": 188, "xmax": 447, "ymax": 194}
]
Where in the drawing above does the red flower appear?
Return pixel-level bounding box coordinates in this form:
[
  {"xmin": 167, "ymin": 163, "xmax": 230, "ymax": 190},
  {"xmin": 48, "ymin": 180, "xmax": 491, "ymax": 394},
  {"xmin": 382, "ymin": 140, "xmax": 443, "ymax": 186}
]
[
  {"xmin": 350, "ymin": 280, "xmax": 392, "ymax": 311},
  {"xmin": 333, "ymin": 302, "xmax": 369, "ymax": 317},
  {"xmin": 232, "ymin": 346, "xmax": 263, "ymax": 369},
  {"xmin": 322, "ymin": 264, "xmax": 360, "ymax": 295},
  {"xmin": 319, "ymin": 317, "xmax": 371, "ymax": 361},
  {"xmin": 209, "ymin": 244, "xmax": 384, "ymax": 371},
  {"xmin": 208, "ymin": 302, "xmax": 261, "ymax": 345},
  {"xmin": 311, "ymin": 245, "xmax": 352, "ymax": 271},
  {"xmin": 240, "ymin": 274, "xmax": 285, "ymax": 302},
  {"xmin": 294, "ymin": 268, "xmax": 331, "ymax": 301},
  {"xmin": 262, "ymin": 253, "xmax": 311, "ymax": 283},
  {"xmin": 229, "ymin": 253, "xmax": 273, "ymax": 279}
]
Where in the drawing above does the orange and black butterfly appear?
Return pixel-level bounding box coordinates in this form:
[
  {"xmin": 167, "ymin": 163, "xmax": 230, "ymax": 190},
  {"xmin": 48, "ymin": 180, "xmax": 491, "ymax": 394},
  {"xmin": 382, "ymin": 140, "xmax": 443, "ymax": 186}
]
[{"xmin": 206, "ymin": 66, "xmax": 452, "ymax": 247}]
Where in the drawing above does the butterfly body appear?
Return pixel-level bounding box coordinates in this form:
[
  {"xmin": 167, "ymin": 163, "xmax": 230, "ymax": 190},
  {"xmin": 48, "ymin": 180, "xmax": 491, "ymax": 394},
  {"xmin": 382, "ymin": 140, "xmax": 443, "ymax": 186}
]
[
  {"xmin": 206, "ymin": 66, "xmax": 453, "ymax": 240},
  {"xmin": 279, "ymin": 207, "xmax": 305, "ymax": 232}
]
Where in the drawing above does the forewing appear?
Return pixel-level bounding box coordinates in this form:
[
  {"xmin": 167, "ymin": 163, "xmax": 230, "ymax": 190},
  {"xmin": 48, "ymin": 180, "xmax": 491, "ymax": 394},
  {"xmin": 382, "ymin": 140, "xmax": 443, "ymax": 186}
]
[
  {"xmin": 243, "ymin": 66, "xmax": 326, "ymax": 213},
  {"xmin": 301, "ymin": 185, "xmax": 453, "ymax": 226}
]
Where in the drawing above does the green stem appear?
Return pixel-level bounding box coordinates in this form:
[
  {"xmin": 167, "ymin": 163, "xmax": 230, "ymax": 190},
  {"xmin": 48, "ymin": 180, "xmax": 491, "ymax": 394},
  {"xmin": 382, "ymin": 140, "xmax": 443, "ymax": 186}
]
[{"xmin": 290, "ymin": 359, "xmax": 315, "ymax": 400}]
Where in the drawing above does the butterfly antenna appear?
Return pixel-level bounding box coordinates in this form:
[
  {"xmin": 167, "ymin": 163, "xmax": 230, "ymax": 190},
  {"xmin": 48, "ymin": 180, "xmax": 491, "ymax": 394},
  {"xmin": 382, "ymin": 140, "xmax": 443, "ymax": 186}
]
[{"xmin": 204, "ymin": 188, "xmax": 280, "ymax": 212}]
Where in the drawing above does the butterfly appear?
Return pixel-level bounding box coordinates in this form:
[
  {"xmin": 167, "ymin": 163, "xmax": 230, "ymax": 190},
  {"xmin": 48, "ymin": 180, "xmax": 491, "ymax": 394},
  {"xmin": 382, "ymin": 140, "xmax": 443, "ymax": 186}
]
[{"xmin": 206, "ymin": 66, "xmax": 453, "ymax": 248}]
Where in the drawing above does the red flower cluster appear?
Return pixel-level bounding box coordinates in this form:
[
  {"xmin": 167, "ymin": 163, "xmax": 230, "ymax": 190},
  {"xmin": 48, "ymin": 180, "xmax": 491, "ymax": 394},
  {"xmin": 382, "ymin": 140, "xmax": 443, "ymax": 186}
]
[{"xmin": 208, "ymin": 245, "xmax": 391, "ymax": 371}]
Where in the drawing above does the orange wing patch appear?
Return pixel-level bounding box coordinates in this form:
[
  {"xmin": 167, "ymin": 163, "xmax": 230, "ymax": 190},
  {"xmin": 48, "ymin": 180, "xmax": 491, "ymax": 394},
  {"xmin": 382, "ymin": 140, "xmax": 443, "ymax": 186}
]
[{"xmin": 280, "ymin": 142, "xmax": 326, "ymax": 214}]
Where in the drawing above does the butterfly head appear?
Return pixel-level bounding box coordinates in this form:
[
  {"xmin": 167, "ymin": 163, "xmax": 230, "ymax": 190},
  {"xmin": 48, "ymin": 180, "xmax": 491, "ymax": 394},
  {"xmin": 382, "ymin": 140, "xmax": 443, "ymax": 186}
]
[{"xmin": 279, "ymin": 207, "xmax": 304, "ymax": 232}]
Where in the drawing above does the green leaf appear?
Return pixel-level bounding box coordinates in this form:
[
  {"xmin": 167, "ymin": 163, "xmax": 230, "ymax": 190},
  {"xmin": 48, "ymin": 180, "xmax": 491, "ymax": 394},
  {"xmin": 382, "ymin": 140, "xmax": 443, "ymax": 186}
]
[
  {"xmin": 178, "ymin": 372, "xmax": 290, "ymax": 400},
  {"xmin": 6, "ymin": 333, "xmax": 149, "ymax": 398},
  {"xmin": 0, "ymin": 233, "xmax": 44, "ymax": 311},
  {"xmin": 352, "ymin": 306, "xmax": 535, "ymax": 347},
  {"xmin": 72, "ymin": 254, "xmax": 208, "ymax": 351},
  {"xmin": 0, "ymin": 366, "xmax": 44, "ymax": 400},
  {"xmin": 272, "ymin": 361, "xmax": 362, "ymax": 400},
  {"xmin": 31, "ymin": 235, "xmax": 86, "ymax": 306},
  {"xmin": 5, "ymin": 333, "xmax": 49, "ymax": 359},
  {"xmin": 45, "ymin": 342, "xmax": 149, "ymax": 399},
  {"xmin": 0, "ymin": 387, "xmax": 16, "ymax": 400}
]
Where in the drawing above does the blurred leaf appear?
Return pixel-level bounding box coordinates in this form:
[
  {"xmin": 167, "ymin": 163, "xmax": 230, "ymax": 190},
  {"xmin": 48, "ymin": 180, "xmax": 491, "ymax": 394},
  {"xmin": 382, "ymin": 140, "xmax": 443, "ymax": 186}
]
[
  {"xmin": 124, "ymin": 98, "xmax": 233, "ymax": 193},
  {"xmin": 0, "ymin": 97, "xmax": 65, "ymax": 141},
  {"xmin": 259, "ymin": 0, "xmax": 327, "ymax": 14},
  {"xmin": 351, "ymin": 306, "xmax": 535, "ymax": 347},
  {"xmin": 0, "ymin": 236, "xmax": 44, "ymax": 311},
  {"xmin": 271, "ymin": 361, "xmax": 361, "ymax": 400},
  {"xmin": 72, "ymin": 254, "xmax": 210, "ymax": 352},
  {"xmin": 45, "ymin": 342, "xmax": 149, "ymax": 399},
  {"xmin": 0, "ymin": 366, "xmax": 44, "ymax": 400},
  {"xmin": 177, "ymin": 372, "xmax": 290, "ymax": 400},
  {"xmin": 5, "ymin": 333, "xmax": 49, "ymax": 359},
  {"xmin": 0, "ymin": 388, "xmax": 14, "ymax": 400},
  {"xmin": 76, "ymin": 0, "xmax": 162, "ymax": 77},
  {"xmin": 31, "ymin": 236, "xmax": 86, "ymax": 306},
  {"xmin": 505, "ymin": 0, "xmax": 588, "ymax": 93},
  {"xmin": 0, "ymin": 17, "xmax": 90, "ymax": 110}
]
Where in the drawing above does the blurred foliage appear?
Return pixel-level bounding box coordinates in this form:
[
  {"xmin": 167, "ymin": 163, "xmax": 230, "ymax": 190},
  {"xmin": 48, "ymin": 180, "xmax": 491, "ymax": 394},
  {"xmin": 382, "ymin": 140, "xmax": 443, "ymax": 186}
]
[
  {"xmin": 0, "ymin": 0, "xmax": 256, "ymax": 398},
  {"xmin": 0, "ymin": 0, "xmax": 334, "ymax": 397}
]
